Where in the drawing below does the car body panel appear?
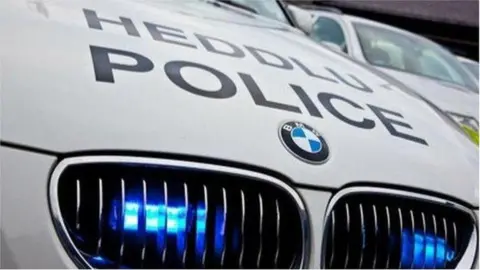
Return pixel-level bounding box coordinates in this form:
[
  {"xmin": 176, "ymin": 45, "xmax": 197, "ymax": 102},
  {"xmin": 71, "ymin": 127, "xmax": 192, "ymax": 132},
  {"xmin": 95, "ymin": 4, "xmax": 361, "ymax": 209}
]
[
  {"xmin": 377, "ymin": 67, "xmax": 479, "ymax": 130},
  {"xmin": 0, "ymin": 0, "xmax": 478, "ymax": 205},
  {"xmin": 0, "ymin": 147, "xmax": 75, "ymax": 269}
]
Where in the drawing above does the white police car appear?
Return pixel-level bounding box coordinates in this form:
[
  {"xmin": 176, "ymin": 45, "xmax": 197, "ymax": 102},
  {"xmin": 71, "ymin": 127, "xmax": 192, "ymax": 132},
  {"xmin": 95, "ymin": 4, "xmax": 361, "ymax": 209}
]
[
  {"xmin": 0, "ymin": 0, "xmax": 478, "ymax": 269},
  {"xmin": 287, "ymin": 6, "xmax": 479, "ymax": 138}
]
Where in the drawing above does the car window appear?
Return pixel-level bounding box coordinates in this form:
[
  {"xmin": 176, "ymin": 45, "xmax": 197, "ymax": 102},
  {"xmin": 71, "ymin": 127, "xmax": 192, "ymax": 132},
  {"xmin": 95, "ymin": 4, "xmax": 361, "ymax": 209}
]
[
  {"xmin": 228, "ymin": 0, "xmax": 289, "ymax": 24},
  {"xmin": 461, "ymin": 61, "xmax": 479, "ymax": 81},
  {"xmin": 310, "ymin": 16, "xmax": 348, "ymax": 53},
  {"xmin": 353, "ymin": 22, "xmax": 478, "ymax": 92}
]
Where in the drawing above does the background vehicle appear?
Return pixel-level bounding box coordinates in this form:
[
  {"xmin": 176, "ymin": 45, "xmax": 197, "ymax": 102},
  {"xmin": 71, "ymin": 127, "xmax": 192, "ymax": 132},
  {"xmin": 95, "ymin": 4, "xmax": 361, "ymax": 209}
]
[
  {"xmin": 1, "ymin": 0, "xmax": 478, "ymax": 269},
  {"xmin": 288, "ymin": 7, "xmax": 479, "ymax": 136}
]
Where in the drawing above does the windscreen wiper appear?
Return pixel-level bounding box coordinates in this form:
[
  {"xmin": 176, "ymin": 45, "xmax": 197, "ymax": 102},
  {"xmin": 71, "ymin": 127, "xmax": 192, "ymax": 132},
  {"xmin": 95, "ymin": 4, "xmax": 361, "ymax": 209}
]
[{"xmin": 214, "ymin": 0, "xmax": 258, "ymax": 14}]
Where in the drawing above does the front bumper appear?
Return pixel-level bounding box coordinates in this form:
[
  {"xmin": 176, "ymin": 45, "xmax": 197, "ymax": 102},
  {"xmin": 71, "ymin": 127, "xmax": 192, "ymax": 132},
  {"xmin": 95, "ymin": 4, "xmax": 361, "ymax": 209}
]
[{"xmin": 1, "ymin": 146, "xmax": 477, "ymax": 269}]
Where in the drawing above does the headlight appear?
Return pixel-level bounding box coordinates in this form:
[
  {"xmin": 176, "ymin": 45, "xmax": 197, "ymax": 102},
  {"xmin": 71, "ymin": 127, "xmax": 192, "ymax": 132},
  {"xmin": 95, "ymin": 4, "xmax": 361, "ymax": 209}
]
[{"xmin": 460, "ymin": 124, "xmax": 479, "ymax": 146}]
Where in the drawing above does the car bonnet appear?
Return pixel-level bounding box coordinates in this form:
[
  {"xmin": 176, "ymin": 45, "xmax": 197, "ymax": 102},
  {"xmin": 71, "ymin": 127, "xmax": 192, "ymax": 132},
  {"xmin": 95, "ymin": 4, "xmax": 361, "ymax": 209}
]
[{"xmin": 0, "ymin": 0, "xmax": 478, "ymax": 206}]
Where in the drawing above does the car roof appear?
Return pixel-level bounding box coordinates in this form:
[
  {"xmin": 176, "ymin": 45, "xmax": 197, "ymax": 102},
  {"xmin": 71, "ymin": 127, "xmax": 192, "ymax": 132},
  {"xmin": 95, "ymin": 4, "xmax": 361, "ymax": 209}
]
[{"xmin": 457, "ymin": 55, "xmax": 478, "ymax": 65}]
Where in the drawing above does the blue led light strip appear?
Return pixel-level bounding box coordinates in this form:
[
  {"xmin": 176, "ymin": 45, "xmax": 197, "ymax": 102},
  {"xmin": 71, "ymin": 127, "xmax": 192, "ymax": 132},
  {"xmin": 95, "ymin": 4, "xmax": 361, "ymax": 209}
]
[
  {"xmin": 107, "ymin": 195, "xmax": 228, "ymax": 264},
  {"xmin": 400, "ymin": 230, "xmax": 455, "ymax": 268}
]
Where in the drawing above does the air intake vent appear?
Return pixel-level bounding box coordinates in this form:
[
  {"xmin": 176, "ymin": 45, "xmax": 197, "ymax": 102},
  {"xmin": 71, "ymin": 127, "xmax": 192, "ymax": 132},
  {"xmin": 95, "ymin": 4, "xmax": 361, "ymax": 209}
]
[
  {"xmin": 322, "ymin": 188, "xmax": 477, "ymax": 269},
  {"xmin": 50, "ymin": 157, "xmax": 307, "ymax": 269}
]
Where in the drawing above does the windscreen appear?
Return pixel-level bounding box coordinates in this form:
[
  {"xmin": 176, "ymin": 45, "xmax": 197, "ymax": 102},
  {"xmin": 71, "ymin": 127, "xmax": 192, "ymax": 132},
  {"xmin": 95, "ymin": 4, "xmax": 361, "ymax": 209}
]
[
  {"xmin": 353, "ymin": 22, "xmax": 478, "ymax": 92},
  {"xmin": 461, "ymin": 61, "xmax": 479, "ymax": 82},
  {"xmin": 228, "ymin": 0, "xmax": 289, "ymax": 24}
]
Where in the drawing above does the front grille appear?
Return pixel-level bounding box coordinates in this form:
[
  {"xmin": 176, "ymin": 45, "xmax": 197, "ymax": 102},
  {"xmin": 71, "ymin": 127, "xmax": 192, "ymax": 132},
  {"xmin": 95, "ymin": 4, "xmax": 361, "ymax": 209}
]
[
  {"xmin": 322, "ymin": 188, "xmax": 476, "ymax": 269},
  {"xmin": 50, "ymin": 157, "xmax": 307, "ymax": 269}
]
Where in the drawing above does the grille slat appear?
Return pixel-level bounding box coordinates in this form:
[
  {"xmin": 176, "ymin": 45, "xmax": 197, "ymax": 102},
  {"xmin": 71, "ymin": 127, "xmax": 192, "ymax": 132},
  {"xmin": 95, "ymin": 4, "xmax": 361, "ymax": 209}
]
[
  {"xmin": 344, "ymin": 203, "xmax": 350, "ymax": 269},
  {"xmin": 220, "ymin": 187, "xmax": 227, "ymax": 268},
  {"xmin": 181, "ymin": 183, "xmax": 188, "ymax": 267},
  {"xmin": 238, "ymin": 190, "xmax": 246, "ymax": 268},
  {"xmin": 453, "ymin": 221, "xmax": 457, "ymax": 261},
  {"xmin": 432, "ymin": 214, "xmax": 437, "ymax": 270},
  {"xmin": 257, "ymin": 193, "xmax": 264, "ymax": 268},
  {"xmin": 76, "ymin": 179, "xmax": 81, "ymax": 230},
  {"xmin": 421, "ymin": 212, "xmax": 427, "ymax": 269},
  {"xmin": 323, "ymin": 190, "xmax": 475, "ymax": 269},
  {"xmin": 328, "ymin": 211, "xmax": 335, "ymax": 268},
  {"xmin": 372, "ymin": 205, "xmax": 378, "ymax": 269},
  {"xmin": 119, "ymin": 178, "xmax": 126, "ymax": 266},
  {"xmin": 162, "ymin": 181, "xmax": 168, "ymax": 265},
  {"xmin": 397, "ymin": 208, "xmax": 403, "ymax": 269},
  {"xmin": 420, "ymin": 212, "xmax": 426, "ymax": 269},
  {"xmin": 97, "ymin": 178, "xmax": 104, "ymax": 256},
  {"xmin": 409, "ymin": 210, "xmax": 415, "ymax": 269},
  {"xmin": 140, "ymin": 179, "xmax": 147, "ymax": 267},
  {"xmin": 53, "ymin": 159, "xmax": 305, "ymax": 269},
  {"xmin": 358, "ymin": 204, "xmax": 365, "ymax": 269},
  {"xmin": 442, "ymin": 218, "xmax": 448, "ymax": 269},
  {"xmin": 274, "ymin": 199, "xmax": 281, "ymax": 268},
  {"xmin": 201, "ymin": 184, "xmax": 208, "ymax": 268},
  {"xmin": 385, "ymin": 206, "xmax": 391, "ymax": 269}
]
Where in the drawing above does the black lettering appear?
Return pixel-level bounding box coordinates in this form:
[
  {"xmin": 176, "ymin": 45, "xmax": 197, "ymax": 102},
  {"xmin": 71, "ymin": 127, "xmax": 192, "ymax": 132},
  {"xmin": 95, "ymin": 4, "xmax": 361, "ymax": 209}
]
[
  {"xmin": 325, "ymin": 67, "xmax": 373, "ymax": 93},
  {"xmin": 165, "ymin": 61, "xmax": 236, "ymax": 99},
  {"xmin": 244, "ymin": 46, "xmax": 293, "ymax": 70},
  {"xmin": 368, "ymin": 105, "xmax": 428, "ymax": 145},
  {"xmin": 318, "ymin": 92, "xmax": 375, "ymax": 129},
  {"xmin": 239, "ymin": 73, "xmax": 301, "ymax": 113},
  {"xmin": 290, "ymin": 57, "xmax": 337, "ymax": 83},
  {"xmin": 144, "ymin": 22, "xmax": 196, "ymax": 48},
  {"xmin": 90, "ymin": 45, "xmax": 154, "ymax": 83},
  {"xmin": 290, "ymin": 84, "xmax": 322, "ymax": 118},
  {"xmin": 83, "ymin": 9, "xmax": 140, "ymax": 37},
  {"xmin": 195, "ymin": 34, "xmax": 245, "ymax": 58}
]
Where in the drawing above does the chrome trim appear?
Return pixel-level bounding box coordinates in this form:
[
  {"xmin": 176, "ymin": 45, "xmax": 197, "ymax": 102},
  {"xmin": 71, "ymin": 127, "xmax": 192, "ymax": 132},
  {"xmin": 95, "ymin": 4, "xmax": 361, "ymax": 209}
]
[
  {"xmin": 119, "ymin": 178, "xmax": 126, "ymax": 265},
  {"xmin": 201, "ymin": 184, "xmax": 208, "ymax": 268},
  {"xmin": 140, "ymin": 179, "xmax": 147, "ymax": 267},
  {"xmin": 257, "ymin": 193, "xmax": 264, "ymax": 268},
  {"xmin": 443, "ymin": 218, "xmax": 448, "ymax": 269},
  {"xmin": 385, "ymin": 206, "xmax": 391, "ymax": 269},
  {"xmin": 320, "ymin": 186, "xmax": 478, "ymax": 269},
  {"xmin": 274, "ymin": 199, "xmax": 281, "ymax": 268},
  {"xmin": 49, "ymin": 155, "xmax": 310, "ymax": 269},
  {"xmin": 453, "ymin": 221, "xmax": 457, "ymax": 259},
  {"xmin": 96, "ymin": 178, "xmax": 103, "ymax": 256},
  {"xmin": 75, "ymin": 179, "xmax": 80, "ymax": 230},
  {"xmin": 344, "ymin": 203, "xmax": 350, "ymax": 269},
  {"xmin": 238, "ymin": 189, "xmax": 246, "ymax": 268},
  {"xmin": 372, "ymin": 204, "xmax": 378, "ymax": 269},
  {"xmin": 409, "ymin": 210, "xmax": 415, "ymax": 269},
  {"xmin": 328, "ymin": 210, "xmax": 335, "ymax": 268},
  {"xmin": 358, "ymin": 203, "xmax": 365, "ymax": 269},
  {"xmin": 182, "ymin": 183, "xmax": 189, "ymax": 267},
  {"xmin": 421, "ymin": 212, "xmax": 426, "ymax": 269},
  {"xmin": 162, "ymin": 181, "xmax": 168, "ymax": 264},
  {"xmin": 398, "ymin": 208, "xmax": 403, "ymax": 269},
  {"xmin": 432, "ymin": 214, "xmax": 437, "ymax": 269},
  {"xmin": 220, "ymin": 187, "xmax": 227, "ymax": 268}
]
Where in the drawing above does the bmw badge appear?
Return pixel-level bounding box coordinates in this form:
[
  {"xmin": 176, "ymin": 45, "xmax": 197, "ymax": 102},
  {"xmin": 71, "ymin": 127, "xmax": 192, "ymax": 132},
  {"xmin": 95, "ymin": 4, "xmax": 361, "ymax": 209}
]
[{"xmin": 279, "ymin": 121, "xmax": 329, "ymax": 164}]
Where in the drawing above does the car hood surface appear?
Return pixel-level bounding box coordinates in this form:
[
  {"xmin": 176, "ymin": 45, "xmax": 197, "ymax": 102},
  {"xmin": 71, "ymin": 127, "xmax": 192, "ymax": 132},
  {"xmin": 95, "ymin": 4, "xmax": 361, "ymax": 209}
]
[
  {"xmin": 0, "ymin": 0, "xmax": 478, "ymax": 205},
  {"xmin": 378, "ymin": 67, "xmax": 479, "ymax": 128}
]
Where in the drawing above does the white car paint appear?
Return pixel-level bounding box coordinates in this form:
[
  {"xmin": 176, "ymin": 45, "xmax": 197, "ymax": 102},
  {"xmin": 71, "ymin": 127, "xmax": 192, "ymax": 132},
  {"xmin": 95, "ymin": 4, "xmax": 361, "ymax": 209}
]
[
  {"xmin": 0, "ymin": 0, "xmax": 478, "ymax": 268},
  {"xmin": 291, "ymin": 7, "xmax": 479, "ymax": 132}
]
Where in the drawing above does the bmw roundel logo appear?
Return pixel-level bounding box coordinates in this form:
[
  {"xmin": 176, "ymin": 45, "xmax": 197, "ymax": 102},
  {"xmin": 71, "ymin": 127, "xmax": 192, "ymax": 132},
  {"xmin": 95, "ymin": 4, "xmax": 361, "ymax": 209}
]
[{"xmin": 279, "ymin": 121, "xmax": 329, "ymax": 164}]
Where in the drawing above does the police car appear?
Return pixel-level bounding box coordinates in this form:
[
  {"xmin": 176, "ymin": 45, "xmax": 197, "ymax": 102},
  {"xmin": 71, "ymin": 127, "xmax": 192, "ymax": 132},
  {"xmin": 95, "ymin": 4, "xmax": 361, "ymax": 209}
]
[
  {"xmin": 288, "ymin": 6, "xmax": 479, "ymax": 141},
  {"xmin": 0, "ymin": 0, "xmax": 478, "ymax": 269}
]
